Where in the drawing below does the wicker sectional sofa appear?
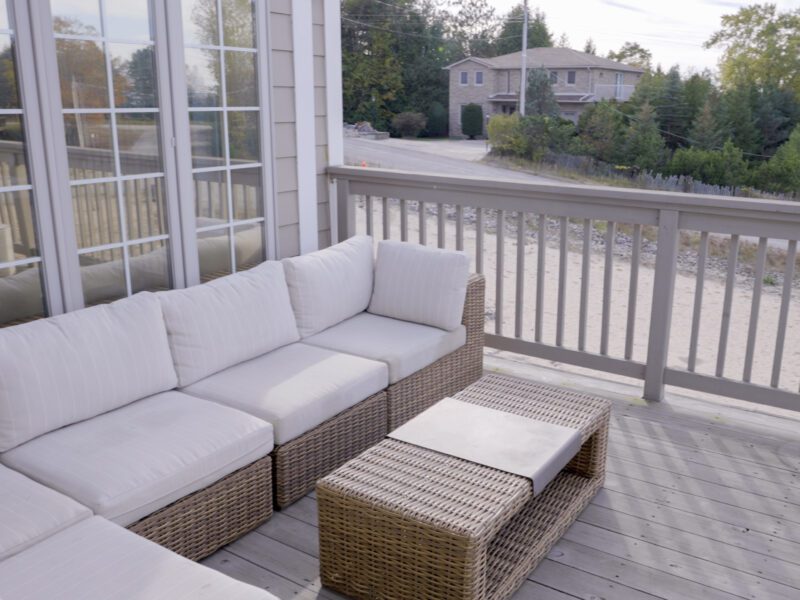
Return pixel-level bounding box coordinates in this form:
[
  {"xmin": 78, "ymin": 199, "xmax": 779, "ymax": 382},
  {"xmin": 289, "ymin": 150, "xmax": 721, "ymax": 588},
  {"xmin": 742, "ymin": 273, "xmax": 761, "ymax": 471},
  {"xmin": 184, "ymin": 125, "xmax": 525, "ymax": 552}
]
[{"xmin": 0, "ymin": 233, "xmax": 485, "ymax": 592}]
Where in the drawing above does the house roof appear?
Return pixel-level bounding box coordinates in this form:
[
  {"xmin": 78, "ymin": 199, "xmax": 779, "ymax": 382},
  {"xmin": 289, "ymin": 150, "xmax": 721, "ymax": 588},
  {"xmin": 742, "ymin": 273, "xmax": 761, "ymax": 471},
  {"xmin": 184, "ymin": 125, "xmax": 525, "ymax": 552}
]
[{"xmin": 445, "ymin": 47, "xmax": 644, "ymax": 73}]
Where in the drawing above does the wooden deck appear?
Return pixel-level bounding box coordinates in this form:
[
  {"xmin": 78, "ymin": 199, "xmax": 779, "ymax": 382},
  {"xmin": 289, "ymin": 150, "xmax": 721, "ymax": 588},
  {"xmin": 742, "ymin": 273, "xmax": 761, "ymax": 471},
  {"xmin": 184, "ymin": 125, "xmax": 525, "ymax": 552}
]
[{"xmin": 203, "ymin": 354, "xmax": 800, "ymax": 600}]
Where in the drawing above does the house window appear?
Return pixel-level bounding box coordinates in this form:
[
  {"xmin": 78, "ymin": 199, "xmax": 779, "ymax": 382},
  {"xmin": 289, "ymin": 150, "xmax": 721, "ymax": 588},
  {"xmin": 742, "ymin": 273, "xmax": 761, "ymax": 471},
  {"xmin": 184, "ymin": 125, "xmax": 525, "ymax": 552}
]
[
  {"xmin": 459, "ymin": 71, "xmax": 468, "ymax": 85},
  {"xmin": 475, "ymin": 71, "xmax": 484, "ymax": 86},
  {"xmin": 567, "ymin": 71, "xmax": 576, "ymax": 85},
  {"xmin": 549, "ymin": 71, "xmax": 558, "ymax": 85}
]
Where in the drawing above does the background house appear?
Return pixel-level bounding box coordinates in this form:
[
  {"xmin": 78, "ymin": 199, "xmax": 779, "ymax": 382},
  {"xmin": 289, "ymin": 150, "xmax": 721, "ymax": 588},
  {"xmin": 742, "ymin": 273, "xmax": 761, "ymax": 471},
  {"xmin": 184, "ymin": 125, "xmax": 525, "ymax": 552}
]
[{"xmin": 446, "ymin": 47, "xmax": 644, "ymax": 135}]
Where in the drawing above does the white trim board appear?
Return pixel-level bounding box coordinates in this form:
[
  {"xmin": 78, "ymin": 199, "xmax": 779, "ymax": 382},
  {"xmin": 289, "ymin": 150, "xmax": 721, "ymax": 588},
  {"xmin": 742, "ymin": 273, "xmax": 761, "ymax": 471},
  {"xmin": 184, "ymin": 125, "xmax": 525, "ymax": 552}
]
[
  {"xmin": 291, "ymin": 0, "xmax": 318, "ymax": 254},
  {"xmin": 324, "ymin": 0, "xmax": 343, "ymax": 243}
]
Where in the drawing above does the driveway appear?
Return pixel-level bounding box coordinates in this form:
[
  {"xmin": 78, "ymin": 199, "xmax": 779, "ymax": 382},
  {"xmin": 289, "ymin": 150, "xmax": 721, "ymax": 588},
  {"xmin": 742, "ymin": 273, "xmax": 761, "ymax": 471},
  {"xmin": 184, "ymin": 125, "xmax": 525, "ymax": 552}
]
[{"xmin": 344, "ymin": 137, "xmax": 556, "ymax": 184}]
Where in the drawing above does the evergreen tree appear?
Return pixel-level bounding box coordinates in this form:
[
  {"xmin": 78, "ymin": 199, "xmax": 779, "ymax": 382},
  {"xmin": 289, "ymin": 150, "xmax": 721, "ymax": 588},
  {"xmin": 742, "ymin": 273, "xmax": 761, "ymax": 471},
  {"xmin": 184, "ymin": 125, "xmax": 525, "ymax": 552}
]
[
  {"xmin": 683, "ymin": 72, "xmax": 715, "ymax": 125},
  {"xmin": 717, "ymin": 86, "xmax": 761, "ymax": 156},
  {"xmin": 656, "ymin": 67, "xmax": 689, "ymax": 148},
  {"xmin": 461, "ymin": 103, "xmax": 484, "ymax": 139},
  {"xmin": 753, "ymin": 85, "xmax": 800, "ymax": 156},
  {"xmin": 689, "ymin": 98, "xmax": 722, "ymax": 150},
  {"xmin": 583, "ymin": 38, "xmax": 597, "ymax": 55},
  {"xmin": 525, "ymin": 68, "xmax": 559, "ymax": 118},
  {"xmin": 754, "ymin": 125, "xmax": 800, "ymax": 194},
  {"xmin": 577, "ymin": 101, "xmax": 625, "ymax": 163},
  {"xmin": 623, "ymin": 102, "xmax": 667, "ymax": 170},
  {"xmin": 494, "ymin": 5, "xmax": 553, "ymax": 56}
]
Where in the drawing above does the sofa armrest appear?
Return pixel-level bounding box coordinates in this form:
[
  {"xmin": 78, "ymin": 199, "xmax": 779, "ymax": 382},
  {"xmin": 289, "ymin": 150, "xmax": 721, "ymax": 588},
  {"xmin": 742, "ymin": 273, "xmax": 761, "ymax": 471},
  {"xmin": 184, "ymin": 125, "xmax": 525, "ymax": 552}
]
[{"xmin": 462, "ymin": 273, "xmax": 485, "ymax": 349}]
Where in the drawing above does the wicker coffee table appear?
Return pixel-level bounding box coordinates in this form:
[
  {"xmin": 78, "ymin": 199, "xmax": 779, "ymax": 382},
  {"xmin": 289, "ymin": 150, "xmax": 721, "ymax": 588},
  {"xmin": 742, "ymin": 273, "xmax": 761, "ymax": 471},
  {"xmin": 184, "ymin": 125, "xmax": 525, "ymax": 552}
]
[{"xmin": 317, "ymin": 373, "xmax": 611, "ymax": 600}]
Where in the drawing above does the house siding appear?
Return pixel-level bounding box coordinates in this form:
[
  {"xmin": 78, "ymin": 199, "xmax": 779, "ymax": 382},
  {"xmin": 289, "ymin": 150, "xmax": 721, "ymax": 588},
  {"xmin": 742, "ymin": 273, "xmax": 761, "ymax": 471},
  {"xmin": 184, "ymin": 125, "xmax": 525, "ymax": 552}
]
[{"xmin": 448, "ymin": 60, "xmax": 495, "ymax": 137}]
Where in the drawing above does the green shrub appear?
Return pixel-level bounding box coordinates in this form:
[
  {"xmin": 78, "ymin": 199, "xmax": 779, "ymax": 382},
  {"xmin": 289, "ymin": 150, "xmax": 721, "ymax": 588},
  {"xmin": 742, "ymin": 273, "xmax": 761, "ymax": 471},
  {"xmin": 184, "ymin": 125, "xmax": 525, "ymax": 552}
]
[
  {"xmin": 424, "ymin": 102, "xmax": 448, "ymax": 137},
  {"xmin": 391, "ymin": 112, "xmax": 427, "ymax": 138},
  {"xmin": 487, "ymin": 114, "xmax": 525, "ymax": 155},
  {"xmin": 461, "ymin": 103, "xmax": 483, "ymax": 139}
]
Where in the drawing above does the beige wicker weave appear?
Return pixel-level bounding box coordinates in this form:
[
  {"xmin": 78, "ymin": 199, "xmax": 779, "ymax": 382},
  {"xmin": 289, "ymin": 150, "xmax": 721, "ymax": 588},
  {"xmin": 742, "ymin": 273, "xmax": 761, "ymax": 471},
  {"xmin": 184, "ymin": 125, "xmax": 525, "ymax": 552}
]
[
  {"xmin": 128, "ymin": 455, "xmax": 272, "ymax": 561},
  {"xmin": 273, "ymin": 390, "xmax": 388, "ymax": 509},
  {"xmin": 386, "ymin": 273, "xmax": 485, "ymax": 430},
  {"xmin": 317, "ymin": 373, "xmax": 610, "ymax": 600}
]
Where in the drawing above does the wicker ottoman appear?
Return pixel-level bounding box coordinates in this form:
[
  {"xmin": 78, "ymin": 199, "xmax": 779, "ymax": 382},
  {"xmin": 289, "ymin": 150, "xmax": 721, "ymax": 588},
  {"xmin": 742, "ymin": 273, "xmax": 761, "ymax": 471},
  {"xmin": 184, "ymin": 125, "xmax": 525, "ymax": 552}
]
[{"xmin": 317, "ymin": 373, "xmax": 611, "ymax": 600}]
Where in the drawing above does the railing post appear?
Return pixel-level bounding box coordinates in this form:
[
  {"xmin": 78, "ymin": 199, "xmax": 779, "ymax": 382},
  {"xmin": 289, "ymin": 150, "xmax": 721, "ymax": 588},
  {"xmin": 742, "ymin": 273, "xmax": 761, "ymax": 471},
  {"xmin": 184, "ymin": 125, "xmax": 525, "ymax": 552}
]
[
  {"xmin": 644, "ymin": 209, "xmax": 680, "ymax": 401},
  {"xmin": 335, "ymin": 177, "xmax": 354, "ymax": 241}
]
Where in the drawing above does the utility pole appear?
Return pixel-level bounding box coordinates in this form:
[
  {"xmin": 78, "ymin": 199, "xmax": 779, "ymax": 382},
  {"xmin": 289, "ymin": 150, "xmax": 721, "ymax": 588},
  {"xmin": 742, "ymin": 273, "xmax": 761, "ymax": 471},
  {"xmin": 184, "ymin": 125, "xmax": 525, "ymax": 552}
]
[{"xmin": 519, "ymin": 0, "xmax": 529, "ymax": 115}]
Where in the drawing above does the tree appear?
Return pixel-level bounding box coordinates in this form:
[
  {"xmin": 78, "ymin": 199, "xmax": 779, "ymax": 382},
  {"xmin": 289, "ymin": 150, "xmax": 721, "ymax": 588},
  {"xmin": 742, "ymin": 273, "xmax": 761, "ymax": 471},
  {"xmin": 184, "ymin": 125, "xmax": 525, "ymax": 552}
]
[
  {"xmin": 623, "ymin": 102, "xmax": 667, "ymax": 170},
  {"xmin": 668, "ymin": 141, "xmax": 749, "ymax": 187},
  {"xmin": 583, "ymin": 38, "xmax": 597, "ymax": 55},
  {"xmin": 577, "ymin": 101, "xmax": 625, "ymax": 163},
  {"xmin": 705, "ymin": 4, "xmax": 800, "ymax": 96},
  {"xmin": 683, "ymin": 71, "xmax": 715, "ymax": 126},
  {"xmin": 656, "ymin": 67, "xmax": 689, "ymax": 148},
  {"xmin": 444, "ymin": 0, "xmax": 500, "ymax": 58},
  {"xmin": 524, "ymin": 68, "xmax": 559, "ymax": 118},
  {"xmin": 752, "ymin": 124, "xmax": 800, "ymax": 194},
  {"xmin": 607, "ymin": 42, "xmax": 652, "ymax": 71},
  {"xmin": 689, "ymin": 98, "xmax": 722, "ymax": 150},
  {"xmin": 753, "ymin": 85, "xmax": 800, "ymax": 156},
  {"xmin": 555, "ymin": 33, "xmax": 570, "ymax": 48},
  {"xmin": 461, "ymin": 103, "xmax": 483, "ymax": 139},
  {"xmin": 487, "ymin": 114, "xmax": 526, "ymax": 155},
  {"xmin": 717, "ymin": 86, "xmax": 761, "ymax": 156},
  {"xmin": 424, "ymin": 101, "xmax": 448, "ymax": 137},
  {"xmin": 392, "ymin": 112, "xmax": 427, "ymax": 137},
  {"xmin": 494, "ymin": 5, "xmax": 553, "ymax": 56}
]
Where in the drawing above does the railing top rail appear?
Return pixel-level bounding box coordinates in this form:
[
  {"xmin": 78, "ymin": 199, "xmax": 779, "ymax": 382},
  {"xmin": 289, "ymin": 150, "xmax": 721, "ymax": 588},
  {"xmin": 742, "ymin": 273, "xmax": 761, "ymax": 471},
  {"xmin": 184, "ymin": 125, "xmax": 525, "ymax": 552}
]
[{"xmin": 328, "ymin": 166, "xmax": 800, "ymax": 223}]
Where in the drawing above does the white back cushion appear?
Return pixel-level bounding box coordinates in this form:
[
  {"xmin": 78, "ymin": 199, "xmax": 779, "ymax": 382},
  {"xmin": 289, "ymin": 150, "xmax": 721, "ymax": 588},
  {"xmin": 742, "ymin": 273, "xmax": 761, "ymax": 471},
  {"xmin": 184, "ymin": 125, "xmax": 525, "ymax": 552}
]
[
  {"xmin": 368, "ymin": 240, "xmax": 470, "ymax": 331},
  {"xmin": 159, "ymin": 261, "xmax": 299, "ymax": 387},
  {"xmin": 282, "ymin": 235, "xmax": 374, "ymax": 337},
  {"xmin": 0, "ymin": 292, "xmax": 177, "ymax": 452}
]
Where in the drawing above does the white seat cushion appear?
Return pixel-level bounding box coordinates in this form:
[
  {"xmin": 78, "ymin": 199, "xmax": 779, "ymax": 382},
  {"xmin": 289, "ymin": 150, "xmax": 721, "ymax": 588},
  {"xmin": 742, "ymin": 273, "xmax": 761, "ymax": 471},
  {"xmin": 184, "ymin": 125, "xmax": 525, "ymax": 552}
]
[
  {"xmin": 1, "ymin": 392, "xmax": 273, "ymax": 527},
  {"xmin": 368, "ymin": 240, "xmax": 470, "ymax": 331},
  {"xmin": 282, "ymin": 235, "xmax": 374, "ymax": 337},
  {"xmin": 158, "ymin": 261, "xmax": 300, "ymax": 387},
  {"xmin": 183, "ymin": 343, "xmax": 388, "ymax": 445},
  {"xmin": 0, "ymin": 291, "xmax": 177, "ymax": 452},
  {"xmin": 0, "ymin": 465, "xmax": 91, "ymax": 561},
  {"xmin": 0, "ymin": 517, "xmax": 277, "ymax": 600},
  {"xmin": 303, "ymin": 313, "xmax": 466, "ymax": 384}
]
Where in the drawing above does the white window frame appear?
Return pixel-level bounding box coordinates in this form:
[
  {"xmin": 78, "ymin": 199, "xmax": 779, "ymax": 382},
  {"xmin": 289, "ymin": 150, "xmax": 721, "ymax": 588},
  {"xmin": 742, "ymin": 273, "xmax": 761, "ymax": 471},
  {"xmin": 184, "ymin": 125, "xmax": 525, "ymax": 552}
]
[
  {"xmin": 459, "ymin": 71, "xmax": 468, "ymax": 86},
  {"xmin": 549, "ymin": 70, "xmax": 558, "ymax": 85},
  {"xmin": 475, "ymin": 71, "xmax": 484, "ymax": 86}
]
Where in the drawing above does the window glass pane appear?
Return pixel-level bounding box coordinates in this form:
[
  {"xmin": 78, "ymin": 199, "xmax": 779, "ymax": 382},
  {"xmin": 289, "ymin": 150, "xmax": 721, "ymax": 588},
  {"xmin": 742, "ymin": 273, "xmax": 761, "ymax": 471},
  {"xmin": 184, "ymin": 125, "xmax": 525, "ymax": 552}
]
[
  {"xmin": 0, "ymin": 34, "xmax": 19, "ymax": 108},
  {"xmin": 56, "ymin": 39, "xmax": 109, "ymax": 108},
  {"xmin": 234, "ymin": 223, "xmax": 263, "ymax": 271},
  {"xmin": 198, "ymin": 227, "xmax": 231, "ymax": 281},
  {"xmin": 80, "ymin": 247, "xmax": 126, "ymax": 305},
  {"xmin": 221, "ymin": 0, "xmax": 255, "ymax": 48},
  {"xmin": 0, "ymin": 115, "xmax": 28, "ymax": 186},
  {"xmin": 64, "ymin": 113, "xmax": 114, "ymax": 179},
  {"xmin": 186, "ymin": 48, "xmax": 221, "ymax": 107},
  {"xmin": 0, "ymin": 1, "xmax": 8, "ymax": 31},
  {"xmin": 0, "ymin": 191, "xmax": 38, "ymax": 259},
  {"xmin": 117, "ymin": 113, "xmax": 162, "ymax": 175},
  {"xmin": 104, "ymin": 0, "xmax": 153, "ymax": 41},
  {"xmin": 225, "ymin": 51, "xmax": 257, "ymax": 106},
  {"xmin": 51, "ymin": 0, "xmax": 102, "ymax": 35},
  {"xmin": 228, "ymin": 111, "xmax": 259, "ymax": 163},
  {"xmin": 110, "ymin": 44, "xmax": 157, "ymax": 108},
  {"xmin": 122, "ymin": 176, "xmax": 167, "ymax": 239},
  {"xmin": 189, "ymin": 111, "xmax": 224, "ymax": 168},
  {"xmin": 129, "ymin": 239, "xmax": 170, "ymax": 293},
  {"xmin": 194, "ymin": 171, "xmax": 228, "ymax": 222},
  {"xmin": 71, "ymin": 182, "xmax": 121, "ymax": 248},
  {"xmin": 181, "ymin": 0, "xmax": 219, "ymax": 46},
  {"xmin": 230, "ymin": 167, "xmax": 261, "ymax": 220},
  {"xmin": 0, "ymin": 264, "xmax": 45, "ymax": 326}
]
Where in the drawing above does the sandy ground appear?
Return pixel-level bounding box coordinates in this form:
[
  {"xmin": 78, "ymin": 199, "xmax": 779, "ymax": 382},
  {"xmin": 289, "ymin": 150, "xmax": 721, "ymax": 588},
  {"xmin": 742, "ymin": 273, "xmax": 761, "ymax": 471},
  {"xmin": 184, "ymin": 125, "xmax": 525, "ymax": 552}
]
[{"xmin": 356, "ymin": 201, "xmax": 800, "ymax": 397}]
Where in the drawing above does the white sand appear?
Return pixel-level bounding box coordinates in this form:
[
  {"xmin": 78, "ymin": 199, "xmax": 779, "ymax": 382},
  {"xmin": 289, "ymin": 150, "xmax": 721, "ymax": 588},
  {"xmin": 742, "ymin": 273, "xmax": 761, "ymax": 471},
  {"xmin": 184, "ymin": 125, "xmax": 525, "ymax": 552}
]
[{"xmin": 357, "ymin": 201, "xmax": 800, "ymax": 396}]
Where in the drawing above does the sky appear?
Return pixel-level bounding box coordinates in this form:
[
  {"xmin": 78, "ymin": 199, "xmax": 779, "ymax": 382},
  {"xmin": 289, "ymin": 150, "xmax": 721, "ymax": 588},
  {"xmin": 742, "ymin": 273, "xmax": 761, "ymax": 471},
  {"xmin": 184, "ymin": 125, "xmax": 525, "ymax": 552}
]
[{"xmin": 487, "ymin": 0, "xmax": 799, "ymax": 74}]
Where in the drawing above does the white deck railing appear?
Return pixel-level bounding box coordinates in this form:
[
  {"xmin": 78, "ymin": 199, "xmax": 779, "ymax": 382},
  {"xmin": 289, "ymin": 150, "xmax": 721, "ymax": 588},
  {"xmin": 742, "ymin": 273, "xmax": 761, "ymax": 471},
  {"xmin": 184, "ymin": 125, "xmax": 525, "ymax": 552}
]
[{"xmin": 330, "ymin": 166, "xmax": 800, "ymax": 410}]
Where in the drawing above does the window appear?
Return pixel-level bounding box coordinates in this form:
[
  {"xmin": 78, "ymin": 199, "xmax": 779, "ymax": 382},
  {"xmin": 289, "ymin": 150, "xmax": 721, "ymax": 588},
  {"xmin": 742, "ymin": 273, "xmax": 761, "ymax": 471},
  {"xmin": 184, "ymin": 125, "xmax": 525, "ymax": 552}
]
[
  {"xmin": 182, "ymin": 0, "xmax": 266, "ymax": 281},
  {"xmin": 475, "ymin": 71, "xmax": 483, "ymax": 85},
  {"xmin": 549, "ymin": 71, "xmax": 558, "ymax": 85},
  {"xmin": 459, "ymin": 71, "xmax": 468, "ymax": 85},
  {"xmin": 567, "ymin": 70, "xmax": 576, "ymax": 85}
]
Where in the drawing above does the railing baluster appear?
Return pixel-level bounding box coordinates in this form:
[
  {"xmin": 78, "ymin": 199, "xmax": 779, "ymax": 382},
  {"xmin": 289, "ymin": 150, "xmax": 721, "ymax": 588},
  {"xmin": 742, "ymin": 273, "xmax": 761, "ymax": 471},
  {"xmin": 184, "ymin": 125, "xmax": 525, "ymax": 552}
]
[
  {"xmin": 556, "ymin": 216, "xmax": 568, "ymax": 346},
  {"xmin": 515, "ymin": 212, "xmax": 525, "ymax": 338},
  {"xmin": 771, "ymin": 239, "xmax": 797, "ymax": 388},
  {"xmin": 625, "ymin": 224, "xmax": 642, "ymax": 360},
  {"xmin": 475, "ymin": 208, "xmax": 484, "ymax": 274},
  {"xmin": 365, "ymin": 195, "xmax": 374, "ymax": 237},
  {"xmin": 382, "ymin": 197, "xmax": 389, "ymax": 240},
  {"xmin": 716, "ymin": 234, "xmax": 740, "ymax": 377},
  {"xmin": 743, "ymin": 237, "xmax": 768, "ymax": 382},
  {"xmin": 600, "ymin": 221, "xmax": 616, "ymax": 355},
  {"xmin": 437, "ymin": 203, "xmax": 445, "ymax": 249},
  {"xmin": 418, "ymin": 201, "xmax": 427, "ymax": 245},
  {"xmin": 535, "ymin": 214, "xmax": 546, "ymax": 342},
  {"xmin": 578, "ymin": 219, "xmax": 591, "ymax": 351},
  {"xmin": 495, "ymin": 210, "xmax": 505, "ymax": 335},
  {"xmin": 456, "ymin": 205, "xmax": 464, "ymax": 251},
  {"xmin": 400, "ymin": 199, "xmax": 408, "ymax": 241},
  {"xmin": 687, "ymin": 231, "xmax": 709, "ymax": 372}
]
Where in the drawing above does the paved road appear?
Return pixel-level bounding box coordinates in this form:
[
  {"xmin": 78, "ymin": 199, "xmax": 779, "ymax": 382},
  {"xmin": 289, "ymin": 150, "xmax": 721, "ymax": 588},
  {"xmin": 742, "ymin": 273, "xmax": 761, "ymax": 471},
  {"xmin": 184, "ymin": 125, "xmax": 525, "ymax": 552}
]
[{"xmin": 344, "ymin": 137, "xmax": 556, "ymax": 184}]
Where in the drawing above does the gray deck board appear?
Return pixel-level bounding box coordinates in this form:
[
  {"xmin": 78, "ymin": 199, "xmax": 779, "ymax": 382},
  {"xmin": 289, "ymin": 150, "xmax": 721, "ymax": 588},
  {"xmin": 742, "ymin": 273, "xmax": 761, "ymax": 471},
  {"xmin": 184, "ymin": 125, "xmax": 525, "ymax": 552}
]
[{"xmin": 206, "ymin": 358, "xmax": 800, "ymax": 600}]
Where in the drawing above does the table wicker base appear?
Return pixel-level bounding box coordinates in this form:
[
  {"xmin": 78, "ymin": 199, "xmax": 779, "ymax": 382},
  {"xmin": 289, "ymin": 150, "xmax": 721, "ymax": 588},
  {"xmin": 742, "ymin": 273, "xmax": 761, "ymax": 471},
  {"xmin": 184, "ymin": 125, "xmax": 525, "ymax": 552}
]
[{"xmin": 317, "ymin": 374, "xmax": 610, "ymax": 600}]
